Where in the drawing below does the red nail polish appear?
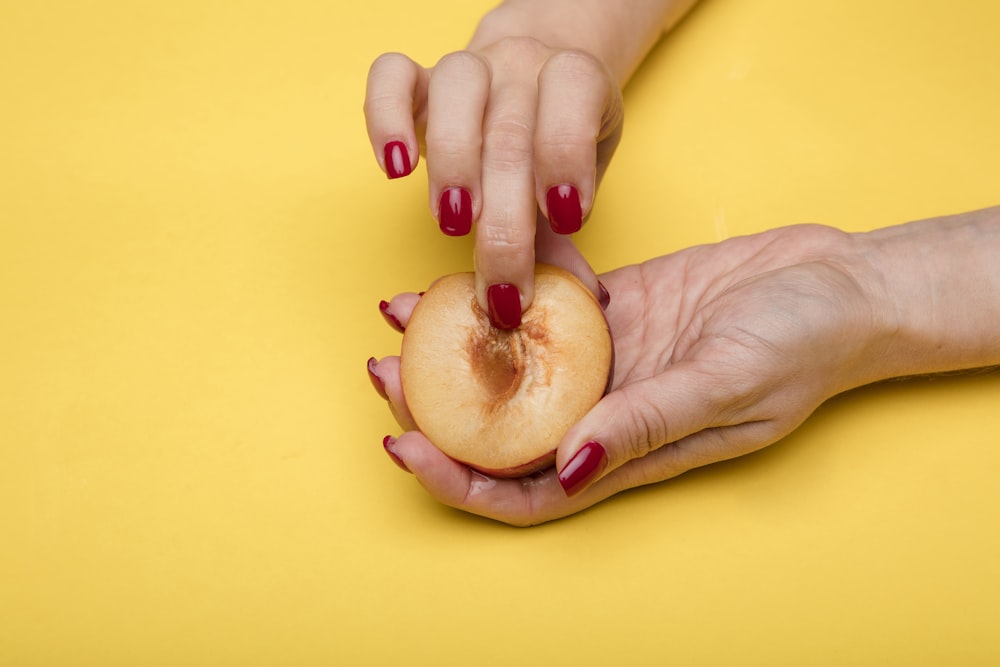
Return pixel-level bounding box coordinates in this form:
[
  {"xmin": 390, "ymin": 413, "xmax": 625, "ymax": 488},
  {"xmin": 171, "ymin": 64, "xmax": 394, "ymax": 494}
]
[
  {"xmin": 384, "ymin": 141, "xmax": 412, "ymax": 179},
  {"xmin": 367, "ymin": 357, "xmax": 388, "ymax": 400},
  {"xmin": 383, "ymin": 435, "xmax": 411, "ymax": 473},
  {"xmin": 486, "ymin": 283, "xmax": 521, "ymax": 330},
  {"xmin": 546, "ymin": 184, "xmax": 583, "ymax": 234},
  {"xmin": 379, "ymin": 300, "xmax": 405, "ymax": 333},
  {"xmin": 558, "ymin": 441, "xmax": 607, "ymax": 497},
  {"xmin": 438, "ymin": 187, "xmax": 473, "ymax": 236},
  {"xmin": 597, "ymin": 281, "xmax": 610, "ymax": 310}
]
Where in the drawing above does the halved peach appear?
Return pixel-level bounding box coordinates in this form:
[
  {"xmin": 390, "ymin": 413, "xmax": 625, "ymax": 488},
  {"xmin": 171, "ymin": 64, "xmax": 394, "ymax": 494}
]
[{"xmin": 400, "ymin": 264, "xmax": 613, "ymax": 477}]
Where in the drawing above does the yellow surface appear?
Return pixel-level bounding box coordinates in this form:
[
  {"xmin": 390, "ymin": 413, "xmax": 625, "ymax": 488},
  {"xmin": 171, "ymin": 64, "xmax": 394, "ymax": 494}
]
[{"xmin": 2, "ymin": 1, "xmax": 999, "ymax": 665}]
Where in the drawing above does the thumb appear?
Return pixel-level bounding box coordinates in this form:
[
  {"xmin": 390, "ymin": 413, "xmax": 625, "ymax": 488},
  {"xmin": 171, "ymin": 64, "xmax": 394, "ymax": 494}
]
[{"xmin": 554, "ymin": 361, "xmax": 720, "ymax": 497}]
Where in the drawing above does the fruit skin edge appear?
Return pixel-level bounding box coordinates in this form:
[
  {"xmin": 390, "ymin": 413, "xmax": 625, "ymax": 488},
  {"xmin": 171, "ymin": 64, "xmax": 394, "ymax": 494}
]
[
  {"xmin": 469, "ymin": 449, "xmax": 557, "ymax": 479},
  {"xmin": 400, "ymin": 265, "xmax": 615, "ymax": 479}
]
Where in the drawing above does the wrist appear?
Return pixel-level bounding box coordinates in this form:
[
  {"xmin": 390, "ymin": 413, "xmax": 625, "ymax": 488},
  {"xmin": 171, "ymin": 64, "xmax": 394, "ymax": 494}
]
[{"xmin": 856, "ymin": 207, "xmax": 1000, "ymax": 380}]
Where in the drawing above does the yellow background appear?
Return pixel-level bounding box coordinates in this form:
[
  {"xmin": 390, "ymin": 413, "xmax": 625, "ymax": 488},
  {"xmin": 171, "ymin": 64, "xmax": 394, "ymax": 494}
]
[{"xmin": 2, "ymin": 0, "xmax": 999, "ymax": 665}]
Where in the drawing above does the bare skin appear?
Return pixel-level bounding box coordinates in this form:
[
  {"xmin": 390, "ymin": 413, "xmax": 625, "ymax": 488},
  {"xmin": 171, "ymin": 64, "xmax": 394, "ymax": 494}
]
[
  {"xmin": 372, "ymin": 209, "xmax": 1000, "ymax": 525},
  {"xmin": 365, "ymin": 1, "xmax": 1000, "ymax": 524},
  {"xmin": 364, "ymin": 0, "xmax": 699, "ymax": 318}
]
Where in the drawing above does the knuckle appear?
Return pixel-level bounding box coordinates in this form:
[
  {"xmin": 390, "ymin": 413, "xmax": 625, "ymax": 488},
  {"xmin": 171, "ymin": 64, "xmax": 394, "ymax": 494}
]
[
  {"xmin": 427, "ymin": 142, "xmax": 468, "ymax": 169},
  {"xmin": 424, "ymin": 129, "xmax": 480, "ymax": 161},
  {"xmin": 369, "ymin": 51, "xmax": 407, "ymax": 73},
  {"xmin": 619, "ymin": 396, "xmax": 671, "ymax": 462},
  {"xmin": 484, "ymin": 116, "xmax": 533, "ymax": 171},
  {"xmin": 535, "ymin": 130, "xmax": 595, "ymax": 161},
  {"xmin": 367, "ymin": 52, "xmax": 417, "ymax": 85},
  {"xmin": 364, "ymin": 53, "xmax": 418, "ymax": 117},
  {"xmin": 544, "ymin": 48, "xmax": 605, "ymax": 77},
  {"xmin": 478, "ymin": 217, "xmax": 525, "ymax": 251},
  {"xmin": 363, "ymin": 91, "xmax": 411, "ymax": 119},
  {"xmin": 482, "ymin": 35, "xmax": 549, "ymax": 64},
  {"xmin": 434, "ymin": 50, "xmax": 490, "ymax": 81}
]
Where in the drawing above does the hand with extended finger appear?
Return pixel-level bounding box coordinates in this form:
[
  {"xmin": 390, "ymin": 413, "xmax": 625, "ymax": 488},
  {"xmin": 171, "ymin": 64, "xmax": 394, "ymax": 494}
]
[{"xmin": 364, "ymin": 35, "xmax": 623, "ymax": 328}]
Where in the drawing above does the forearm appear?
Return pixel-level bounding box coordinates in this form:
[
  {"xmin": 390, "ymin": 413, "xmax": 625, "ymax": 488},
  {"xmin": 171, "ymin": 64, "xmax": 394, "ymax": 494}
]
[
  {"xmin": 468, "ymin": 0, "xmax": 699, "ymax": 85},
  {"xmin": 862, "ymin": 206, "xmax": 1000, "ymax": 380}
]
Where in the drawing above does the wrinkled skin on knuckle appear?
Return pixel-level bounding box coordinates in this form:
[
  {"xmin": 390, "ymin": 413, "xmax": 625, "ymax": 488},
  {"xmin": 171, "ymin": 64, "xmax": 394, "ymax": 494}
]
[
  {"xmin": 365, "ymin": 53, "xmax": 416, "ymax": 112},
  {"xmin": 616, "ymin": 393, "xmax": 670, "ymax": 463},
  {"xmin": 367, "ymin": 51, "xmax": 409, "ymax": 79},
  {"xmin": 483, "ymin": 115, "xmax": 534, "ymax": 172},
  {"xmin": 434, "ymin": 49, "xmax": 490, "ymax": 80},
  {"xmin": 364, "ymin": 89, "xmax": 413, "ymax": 122},
  {"xmin": 536, "ymin": 50, "xmax": 622, "ymax": 144},
  {"xmin": 534, "ymin": 131, "xmax": 595, "ymax": 164},
  {"xmin": 545, "ymin": 48, "xmax": 604, "ymax": 74},
  {"xmin": 424, "ymin": 118, "xmax": 481, "ymax": 162},
  {"xmin": 548, "ymin": 49, "xmax": 623, "ymax": 137},
  {"xmin": 477, "ymin": 216, "xmax": 525, "ymax": 252},
  {"xmin": 480, "ymin": 35, "xmax": 551, "ymax": 66},
  {"xmin": 424, "ymin": 138, "xmax": 475, "ymax": 166}
]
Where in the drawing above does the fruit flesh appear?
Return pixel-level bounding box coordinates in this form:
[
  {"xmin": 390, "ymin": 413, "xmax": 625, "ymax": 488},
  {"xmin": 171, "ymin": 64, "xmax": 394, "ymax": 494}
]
[{"xmin": 400, "ymin": 265, "xmax": 613, "ymax": 477}]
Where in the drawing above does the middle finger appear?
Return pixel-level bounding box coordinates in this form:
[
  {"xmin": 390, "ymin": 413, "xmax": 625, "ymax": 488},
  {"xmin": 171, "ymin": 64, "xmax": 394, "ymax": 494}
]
[{"xmin": 473, "ymin": 40, "xmax": 549, "ymax": 322}]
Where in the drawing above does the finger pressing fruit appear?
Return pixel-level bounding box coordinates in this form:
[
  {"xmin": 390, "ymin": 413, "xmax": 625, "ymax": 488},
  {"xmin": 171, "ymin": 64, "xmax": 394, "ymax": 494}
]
[{"xmin": 400, "ymin": 264, "xmax": 614, "ymax": 477}]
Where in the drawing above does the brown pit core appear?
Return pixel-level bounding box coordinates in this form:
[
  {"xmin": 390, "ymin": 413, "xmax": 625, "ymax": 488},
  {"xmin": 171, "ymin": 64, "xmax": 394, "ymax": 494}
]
[
  {"xmin": 469, "ymin": 330, "xmax": 523, "ymax": 400},
  {"xmin": 464, "ymin": 299, "xmax": 551, "ymax": 405}
]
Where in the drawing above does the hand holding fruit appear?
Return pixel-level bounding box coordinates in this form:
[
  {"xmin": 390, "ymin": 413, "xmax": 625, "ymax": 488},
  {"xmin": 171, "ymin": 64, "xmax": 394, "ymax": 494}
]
[
  {"xmin": 364, "ymin": 0, "xmax": 1000, "ymax": 525},
  {"xmin": 370, "ymin": 224, "xmax": 901, "ymax": 525}
]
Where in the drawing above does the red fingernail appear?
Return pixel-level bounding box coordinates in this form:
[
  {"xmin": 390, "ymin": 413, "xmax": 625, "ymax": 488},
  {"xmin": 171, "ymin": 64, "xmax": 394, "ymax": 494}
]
[
  {"xmin": 367, "ymin": 357, "xmax": 388, "ymax": 400},
  {"xmin": 438, "ymin": 187, "xmax": 473, "ymax": 236},
  {"xmin": 558, "ymin": 441, "xmax": 607, "ymax": 497},
  {"xmin": 546, "ymin": 184, "xmax": 583, "ymax": 234},
  {"xmin": 384, "ymin": 141, "xmax": 412, "ymax": 179},
  {"xmin": 597, "ymin": 281, "xmax": 610, "ymax": 310},
  {"xmin": 379, "ymin": 300, "xmax": 404, "ymax": 333},
  {"xmin": 486, "ymin": 283, "xmax": 521, "ymax": 330},
  {"xmin": 383, "ymin": 435, "xmax": 411, "ymax": 473}
]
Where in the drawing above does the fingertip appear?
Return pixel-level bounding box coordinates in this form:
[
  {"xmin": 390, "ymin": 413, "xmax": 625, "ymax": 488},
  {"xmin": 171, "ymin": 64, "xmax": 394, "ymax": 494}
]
[
  {"xmin": 383, "ymin": 140, "xmax": 414, "ymax": 179},
  {"xmin": 364, "ymin": 52, "xmax": 425, "ymax": 179},
  {"xmin": 486, "ymin": 282, "xmax": 523, "ymax": 330},
  {"xmin": 556, "ymin": 440, "xmax": 608, "ymax": 497},
  {"xmin": 545, "ymin": 184, "xmax": 583, "ymax": 234},
  {"xmin": 378, "ymin": 299, "xmax": 405, "ymax": 333},
  {"xmin": 474, "ymin": 264, "xmax": 535, "ymax": 329},
  {"xmin": 367, "ymin": 356, "xmax": 389, "ymax": 400},
  {"xmin": 392, "ymin": 431, "xmax": 477, "ymax": 506},
  {"xmin": 382, "ymin": 435, "xmax": 411, "ymax": 473},
  {"xmin": 424, "ymin": 50, "xmax": 488, "ymax": 235},
  {"xmin": 534, "ymin": 49, "xmax": 619, "ymax": 237},
  {"xmin": 437, "ymin": 186, "xmax": 473, "ymax": 236}
]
